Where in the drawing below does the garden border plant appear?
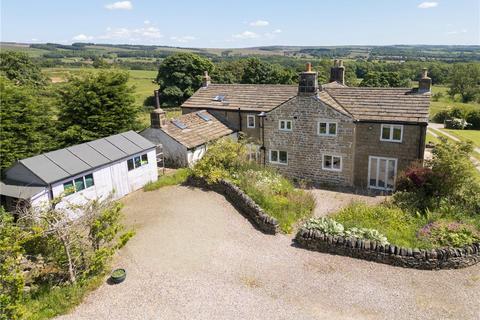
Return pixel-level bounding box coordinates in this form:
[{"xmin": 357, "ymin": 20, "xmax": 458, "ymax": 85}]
[{"xmin": 189, "ymin": 137, "xmax": 315, "ymax": 234}]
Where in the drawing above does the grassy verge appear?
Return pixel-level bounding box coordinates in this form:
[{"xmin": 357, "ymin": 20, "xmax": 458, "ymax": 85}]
[
  {"xmin": 236, "ymin": 168, "xmax": 315, "ymax": 233},
  {"xmin": 332, "ymin": 203, "xmax": 428, "ymax": 248},
  {"xmin": 429, "ymin": 127, "xmax": 480, "ymax": 162},
  {"xmin": 332, "ymin": 202, "xmax": 480, "ymax": 249},
  {"xmin": 144, "ymin": 168, "xmax": 191, "ymax": 191},
  {"xmin": 442, "ymin": 129, "xmax": 480, "ymax": 147},
  {"xmin": 22, "ymin": 275, "xmax": 105, "ymax": 320},
  {"xmin": 426, "ymin": 131, "xmax": 441, "ymax": 145}
]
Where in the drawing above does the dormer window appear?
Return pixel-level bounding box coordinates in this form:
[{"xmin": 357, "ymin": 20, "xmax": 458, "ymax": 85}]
[
  {"xmin": 380, "ymin": 124, "xmax": 403, "ymax": 142},
  {"xmin": 318, "ymin": 122, "xmax": 337, "ymax": 136}
]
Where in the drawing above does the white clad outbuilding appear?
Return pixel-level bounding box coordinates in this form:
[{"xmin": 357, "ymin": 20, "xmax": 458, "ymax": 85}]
[{"xmin": 0, "ymin": 131, "xmax": 158, "ymax": 213}]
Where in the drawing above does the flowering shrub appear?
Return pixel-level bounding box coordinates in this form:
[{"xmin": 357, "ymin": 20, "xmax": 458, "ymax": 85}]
[
  {"xmin": 303, "ymin": 217, "xmax": 390, "ymax": 245},
  {"xmin": 417, "ymin": 221, "xmax": 480, "ymax": 247}
]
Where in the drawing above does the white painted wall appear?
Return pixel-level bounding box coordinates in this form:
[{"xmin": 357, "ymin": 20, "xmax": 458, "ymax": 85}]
[{"xmin": 47, "ymin": 149, "xmax": 157, "ymax": 212}]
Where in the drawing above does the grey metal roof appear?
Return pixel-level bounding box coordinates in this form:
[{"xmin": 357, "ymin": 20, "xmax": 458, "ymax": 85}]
[
  {"xmin": 67, "ymin": 144, "xmax": 110, "ymax": 167},
  {"xmin": 0, "ymin": 181, "xmax": 46, "ymax": 199},
  {"xmin": 105, "ymin": 134, "xmax": 142, "ymax": 155},
  {"xmin": 11, "ymin": 131, "xmax": 155, "ymax": 185}
]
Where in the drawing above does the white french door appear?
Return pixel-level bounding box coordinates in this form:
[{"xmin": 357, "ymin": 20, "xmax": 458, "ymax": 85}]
[{"xmin": 368, "ymin": 156, "xmax": 397, "ymax": 191}]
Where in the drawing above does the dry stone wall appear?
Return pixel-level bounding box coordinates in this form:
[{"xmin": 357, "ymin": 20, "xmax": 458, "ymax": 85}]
[
  {"xmin": 295, "ymin": 227, "xmax": 480, "ymax": 270},
  {"xmin": 186, "ymin": 176, "xmax": 279, "ymax": 234}
]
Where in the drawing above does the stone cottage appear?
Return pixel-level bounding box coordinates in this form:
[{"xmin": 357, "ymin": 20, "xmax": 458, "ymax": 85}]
[
  {"xmin": 141, "ymin": 108, "xmax": 236, "ymax": 167},
  {"xmin": 180, "ymin": 61, "xmax": 431, "ymax": 191}
]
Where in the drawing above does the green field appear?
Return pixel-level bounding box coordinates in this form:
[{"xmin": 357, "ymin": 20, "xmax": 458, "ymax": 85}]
[
  {"xmin": 443, "ymin": 129, "xmax": 480, "ymax": 147},
  {"xmin": 430, "ymin": 85, "xmax": 480, "ymax": 117},
  {"xmin": 41, "ymin": 67, "xmax": 184, "ymax": 128}
]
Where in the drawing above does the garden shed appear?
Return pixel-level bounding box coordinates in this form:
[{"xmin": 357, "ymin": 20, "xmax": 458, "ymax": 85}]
[{"xmin": 0, "ymin": 131, "xmax": 158, "ymax": 212}]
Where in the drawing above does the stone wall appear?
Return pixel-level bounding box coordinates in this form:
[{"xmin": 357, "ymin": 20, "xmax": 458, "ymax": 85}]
[
  {"xmin": 264, "ymin": 96, "xmax": 355, "ymax": 187},
  {"xmin": 186, "ymin": 176, "xmax": 279, "ymax": 234},
  {"xmin": 295, "ymin": 228, "xmax": 480, "ymax": 270},
  {"xmin": 353, "ymin": 123, "xmax": 427, "ymax": 188}
]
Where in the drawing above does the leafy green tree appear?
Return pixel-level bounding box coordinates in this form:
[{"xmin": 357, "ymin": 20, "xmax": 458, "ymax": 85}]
[
  {"xmin": 92, "ymin": 57, "xmax": 110, "ymax": 69},
  {"xmin": 360, "ymin": 71, "xmax": 409, "ymax": 87},
  {"xmin": 241, "ymin": 58, "xmax": 296, "ymax": 84},
  {"xmin": 0, "ymin": 208, "xmax": 32, "ymax": 320},
  {"xmin": 448, "ymin": 63, "xmax": 480, "ymax": 102},
  {"xmin": 0, "ymin": 77, "xmax": 58, "ymax": 171},
  {"xmin": 0, "ymin": 51, "xmax": 47, "ymax": 87},
  {"xmin": 57, "ymin": 70, "xmax": 141, "ymax": 146},
  {"xmin": 156, "ymin": 53, "xmax": 214, "ymax": 106}
]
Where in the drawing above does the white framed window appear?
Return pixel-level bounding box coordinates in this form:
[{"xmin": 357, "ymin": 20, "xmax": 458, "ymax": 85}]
[
  {"xmin": 380, "ymin": 124, "xmax": 403, "ymax": 142},
  {"xmin": 127, "ymin": 153, "xmax": 149, "ymax": 171},
  {"xmin": 318, "ymin": 122, "xmax": 337, "ymax": 136},
  {"xmin": 269, "ymin": 150, "xmax": 288, "ymax": 165},
  {"xmin": 247, "ymin": 114, "xmax": 255, "ymax": 128},
  {"xmin": 322, "ymin": 154, "xmax": 342, "ymax": 171},
  {"xmin": 63, "ymin": 173, "xmax": 95, "ymax": 195},
  {"xmin": 279, "ymin": 120, "xmax": 293, "ymax": 131},
  {"xmin": 368, "ymin": 156, "xmax": 397, "ymax": 191}
]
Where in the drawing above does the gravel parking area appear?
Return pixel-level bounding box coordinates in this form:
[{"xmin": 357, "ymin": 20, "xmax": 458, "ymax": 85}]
[
  {"xmin": 57, "ymin": 186, "xmax": 480, "ymax": 320},
  {"xmin": 309, "ymin": 189, "xmax": 386, "ymax": 217}
]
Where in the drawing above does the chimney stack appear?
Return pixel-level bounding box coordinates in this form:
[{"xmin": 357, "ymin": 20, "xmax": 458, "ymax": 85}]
[
  {"xmin": 329, "ymin": 59, "xmax": 345, "ymax": 85},
  {"xmin": 202, "ymin": 71, "xmax": 211, "ymax": 88},
  {"xmin": 298, "ymin": 63, "xmax": 319, "ymax": 96},
  {"xmin": 154, "ymin": 89, "xmax": 161, "ymax": 109},
  {"xmin": 151, "ymin": 108, "xmax": 167, "ymax": 129},
  {"xmin": 418, "ymin": 68, "xmax": 431, "ymax": 93}
]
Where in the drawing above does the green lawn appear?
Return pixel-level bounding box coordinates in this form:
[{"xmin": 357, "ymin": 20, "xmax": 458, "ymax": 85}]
[
  {"xmin": 426, "ymin": 131, "xmax": 441, "ymax": 145},
  {"xmin": 430, "ymin": 85, "xmax": 480, "ymax": 117},
  {"xmin": 442, "ymin": 129, "xmax": 480, "ymax": 147}
]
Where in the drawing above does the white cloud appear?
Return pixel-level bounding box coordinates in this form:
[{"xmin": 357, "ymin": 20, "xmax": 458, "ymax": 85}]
[
  {"xmin": 105, "ymin": 1, "xmax": 133, "ymax": 10},
  {"xmin": 170, "ymin": 36, "xmax": 196, "ymax": 43},
  {"xmin": 273, "ymin": 29, "xmax": 282, "ymax": 33},
  {"xmin": 249, "ymin": 20, "xmax": 269, "ymax": 27},
  {"xmin": 418, "ymin": 2, "xmax": 438, "ymax": 9},
  {"xmin": 72, "ymin": 34, "xmax": 94, "ymax": 41},
  {"xmin": 97, "ymin": 26, "xmax": 163, "ymax": 42},
  {"xmin": 233, "ymin": 31, "xmax": 259, "ymax": 39},
  {"xmin": 144, "ymin": 20, "xmax": 150, "ymax": 24}
]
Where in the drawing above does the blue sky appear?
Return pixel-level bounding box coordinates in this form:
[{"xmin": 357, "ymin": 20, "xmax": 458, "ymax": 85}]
[{"xmin": 1, "ymin": 0, "xmax": 478, "ymax": 47}]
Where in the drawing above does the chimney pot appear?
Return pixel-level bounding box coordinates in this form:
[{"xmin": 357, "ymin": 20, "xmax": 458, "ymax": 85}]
[
  {"xmin": 329, "ymin": 60, "xmax": 345, "ymax": 85},
  {"xmin": 418, "ymin": 68, "xmax": 431, "ymax": 93},
  {"xmin": 202, "ymin": 71, "xmax": 211, "ymax": 87},
  {"xmin": 306, "ymin": 62, "xmax": 312, "ymax": 72},
  {"xmin": 298, "ymin": 62, "xmax": 319, "ymax": 96}
]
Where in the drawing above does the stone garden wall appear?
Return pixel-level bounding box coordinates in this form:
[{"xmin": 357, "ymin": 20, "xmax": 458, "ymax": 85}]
[
  {"xmin": 186, "ymin": 176, "xmax": 279, "ymax": 234},
  {"xmin": 295, "ymin": 227, "xmax": 480, "ymax": 270}
]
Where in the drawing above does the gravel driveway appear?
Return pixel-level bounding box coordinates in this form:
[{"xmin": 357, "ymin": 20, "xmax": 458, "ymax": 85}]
[{"xmin": 57, "ymin": 186, "xmax": 480, "ymax": 320}]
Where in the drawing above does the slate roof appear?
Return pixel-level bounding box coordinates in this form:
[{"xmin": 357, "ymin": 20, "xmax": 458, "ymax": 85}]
[
  {"xmin": 5, "ymin": 131, "xmax": 155, "ymax": 185},
  {"xmin": 182, "ymin": 83, "xmax": 430, "ymax": 124},
  {"xmin": 157, "ymin": 110, "xmax": 234, "ymax": 149},
  {"xmin": 181, "ymin": 84, "xmax": 298, "ymax": 112},
  {"xmin": 0, "ymin": 181, "xmax": 46, "ymax": 199},
  {"xmin": 324, "ymin": 87, "xmax": 430, "ymax": 124}
]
